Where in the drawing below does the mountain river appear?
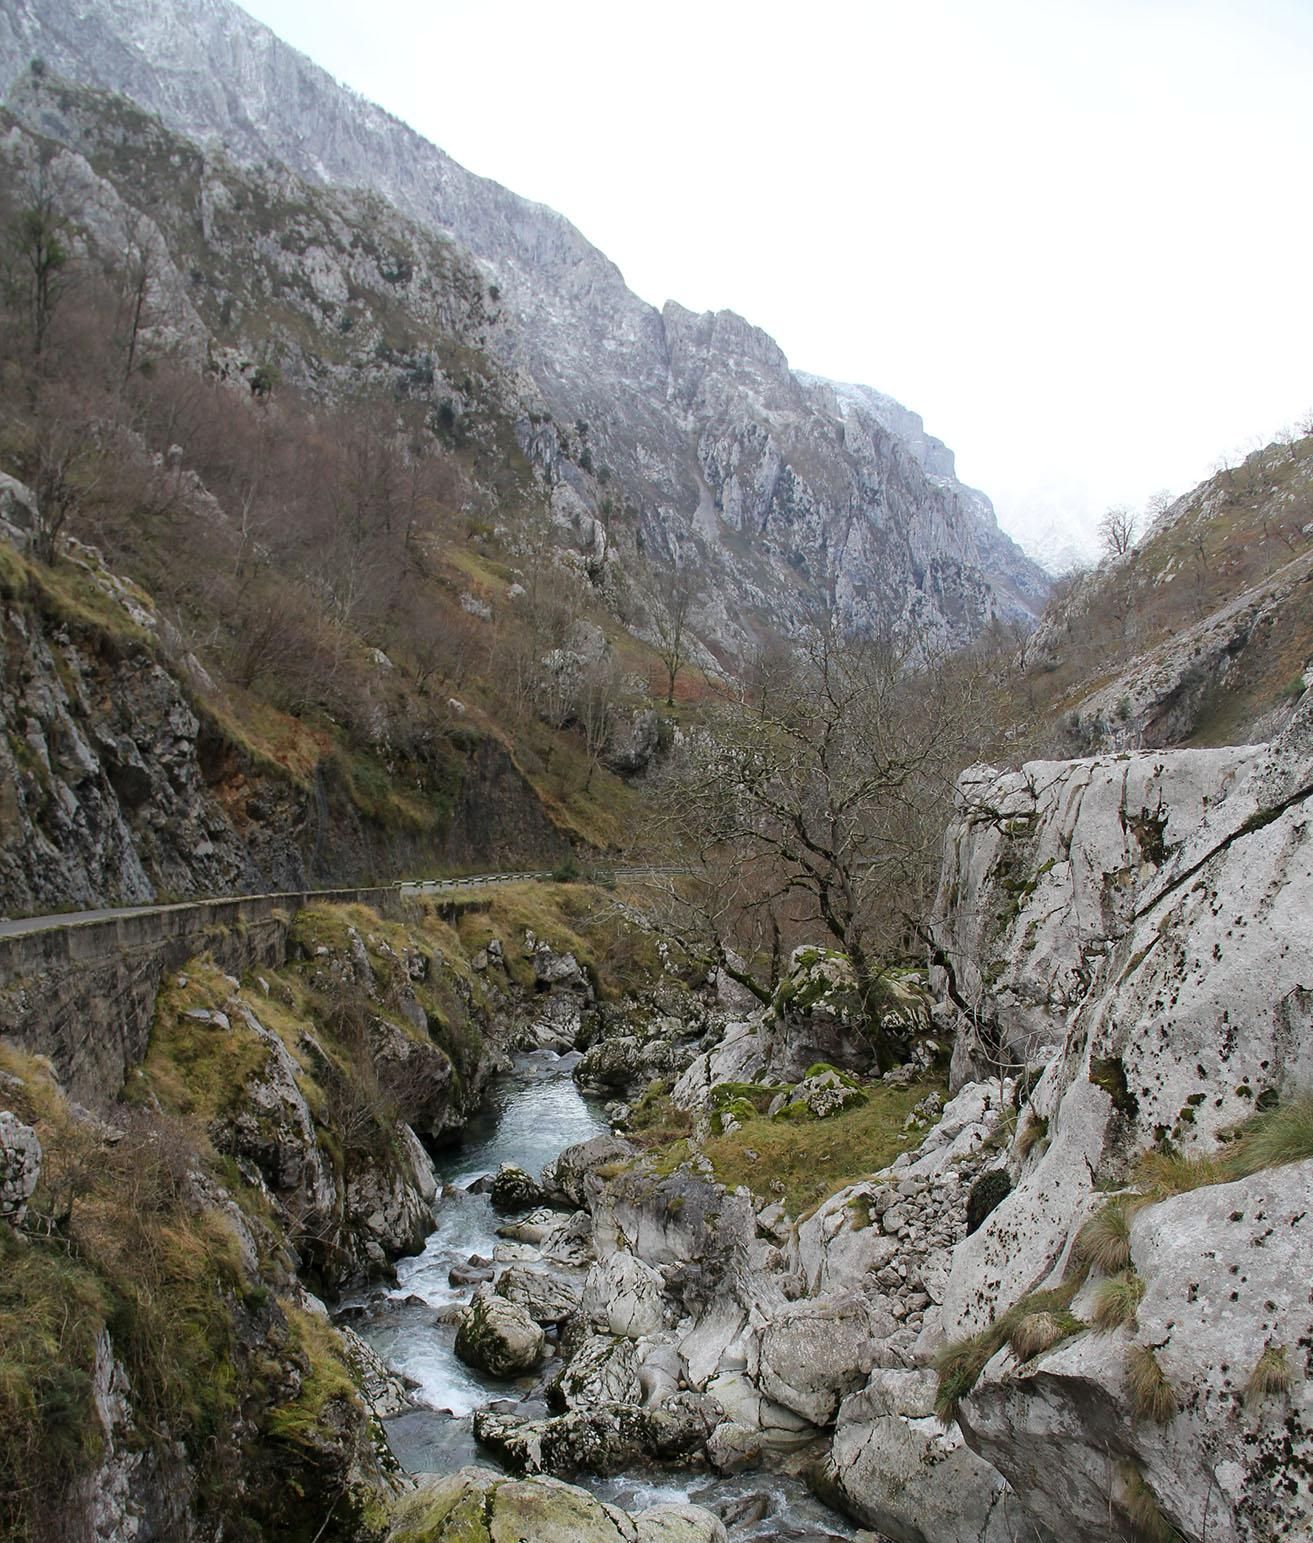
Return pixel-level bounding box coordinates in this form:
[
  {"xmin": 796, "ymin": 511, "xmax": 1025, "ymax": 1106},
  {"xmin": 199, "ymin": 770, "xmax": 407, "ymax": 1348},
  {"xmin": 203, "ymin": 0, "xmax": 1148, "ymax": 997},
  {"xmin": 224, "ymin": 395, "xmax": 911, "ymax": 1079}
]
[{"xmin": 350, "ymin": 1049, "xmax": 864, "ymax": 1541}]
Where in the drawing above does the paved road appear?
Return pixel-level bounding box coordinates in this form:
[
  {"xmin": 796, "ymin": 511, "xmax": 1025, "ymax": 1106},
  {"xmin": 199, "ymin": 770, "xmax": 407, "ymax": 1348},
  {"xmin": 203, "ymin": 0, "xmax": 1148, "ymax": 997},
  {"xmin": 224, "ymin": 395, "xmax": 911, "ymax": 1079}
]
[{"xmin": 0, "ymin": 867, "xmax": 683, "ymax": 942}]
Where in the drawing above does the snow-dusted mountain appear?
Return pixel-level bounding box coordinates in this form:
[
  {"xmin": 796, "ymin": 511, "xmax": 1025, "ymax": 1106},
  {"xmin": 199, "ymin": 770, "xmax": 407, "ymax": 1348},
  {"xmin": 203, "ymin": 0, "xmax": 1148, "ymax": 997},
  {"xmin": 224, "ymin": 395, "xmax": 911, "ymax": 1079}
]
[{"xmin": 0, "ymin": 0, "xmax": 1049, "ymax": 651}]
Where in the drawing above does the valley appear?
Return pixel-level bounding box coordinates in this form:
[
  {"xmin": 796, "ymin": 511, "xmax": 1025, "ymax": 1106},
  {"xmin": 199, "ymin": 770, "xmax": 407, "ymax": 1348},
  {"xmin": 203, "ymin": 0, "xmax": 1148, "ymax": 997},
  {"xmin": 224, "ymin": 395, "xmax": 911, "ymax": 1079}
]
[{"xmin": 1, "ymin": 4, "xmax": 1312, "ymax": 1543}]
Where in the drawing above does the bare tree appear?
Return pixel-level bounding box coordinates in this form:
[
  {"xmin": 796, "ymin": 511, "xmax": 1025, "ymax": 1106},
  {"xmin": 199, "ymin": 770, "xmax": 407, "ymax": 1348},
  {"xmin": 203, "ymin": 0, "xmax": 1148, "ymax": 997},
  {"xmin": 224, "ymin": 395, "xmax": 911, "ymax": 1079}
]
[
  {"xmin": 18, "ymin": 382, "xmax": 103, "ymax": 563},
  {"xmin": 1098, "ymin": 506, "xmax": 1137, "ymax": 558},
  {"xmin": 648, "ymin": 557, "xmax": 703, "ymax": 707},
  {"xmin": 657, "ymin": 625, "xmax": 981, "ymax": 1069},
  {"xmin": 574, "ymin": 653, "xmax": 621, "ymax": 792}
]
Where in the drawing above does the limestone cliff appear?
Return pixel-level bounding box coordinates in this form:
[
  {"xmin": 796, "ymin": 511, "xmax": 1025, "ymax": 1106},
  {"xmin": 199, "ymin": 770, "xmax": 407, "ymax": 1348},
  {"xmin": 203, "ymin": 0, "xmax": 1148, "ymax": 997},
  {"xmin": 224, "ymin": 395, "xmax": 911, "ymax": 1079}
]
[
  {"xmin": 921, "ymin": 689, "xmax": 1313, "ymax": 1541},
  {"xmin": 0, "ymin": 2, "xmax": 1048, "ymax": 652}
]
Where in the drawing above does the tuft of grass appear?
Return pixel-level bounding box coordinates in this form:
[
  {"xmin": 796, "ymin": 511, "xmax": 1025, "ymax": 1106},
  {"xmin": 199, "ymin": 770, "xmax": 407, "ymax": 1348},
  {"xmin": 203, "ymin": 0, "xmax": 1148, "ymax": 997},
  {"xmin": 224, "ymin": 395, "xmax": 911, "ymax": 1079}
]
[
  {"xmin": 1245, "ymin": 1343, "xmax": 1292, "ymax": 1406},
  {"xmin": 1008, "ymin": 1310, "xmax": 1067, "ymax": 1362},
  {"xmin": 1232, "ymin": 1090, "xmax": 1313, "ymax": 1174},
  {"xmin": 1134, "ymin": 1148, "xmax": 1228, "ymax": 1199},
  {"xmin": 1091, "ymin": 1271, "xmax": 1145, "ymax": 1332},
  {"xmin": 1125, "ymin": 1345, "xmax": 1179, "ymax": 1424},
  {"xmin": 1017, "ymin": 1109, "xmax": 1049, "ymax": 1159},
  {"xmin": 1119, "ymin": 1464, "xmax": 1184, "ymax": 1543},
  {"xmin": 1073, "ymin": 1197, "xmax": 1137, "ymax": 1274},
  {"xmin": 933, "ymin": 1334, "xmax": 997, "ymax": 1425},
  {"xmin": 1130, "ymin": 1089, "xmax": 1313, "ymax": 1205},
  {"xmin": 934, "ymin": 1282, "xmax": 1086, "ymax": 1422}
]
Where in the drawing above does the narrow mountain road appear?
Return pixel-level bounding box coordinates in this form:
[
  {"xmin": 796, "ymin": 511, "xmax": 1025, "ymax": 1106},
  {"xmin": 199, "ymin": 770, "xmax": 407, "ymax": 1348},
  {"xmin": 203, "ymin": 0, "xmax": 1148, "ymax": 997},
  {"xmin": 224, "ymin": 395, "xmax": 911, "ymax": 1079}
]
[{"xmin": 0, "ymin": 867, "xmax": 683, "ymax": 941}]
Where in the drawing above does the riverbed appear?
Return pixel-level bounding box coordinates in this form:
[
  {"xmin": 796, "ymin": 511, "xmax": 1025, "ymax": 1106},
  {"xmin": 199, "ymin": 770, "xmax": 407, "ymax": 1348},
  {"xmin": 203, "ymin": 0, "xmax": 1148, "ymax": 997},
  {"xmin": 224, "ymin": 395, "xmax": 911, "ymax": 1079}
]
[{"xmin": 353, "ymin": 1049, "xmax": 864, "ymax": 1541}]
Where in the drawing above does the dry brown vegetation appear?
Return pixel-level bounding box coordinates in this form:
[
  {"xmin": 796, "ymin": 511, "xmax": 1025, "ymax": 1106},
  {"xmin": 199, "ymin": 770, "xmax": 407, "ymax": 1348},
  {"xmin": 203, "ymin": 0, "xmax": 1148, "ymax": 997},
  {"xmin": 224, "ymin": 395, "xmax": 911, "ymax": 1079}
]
[{"xmin": 0, "ymin": 101, "xmax": 657, "ymax": 862}]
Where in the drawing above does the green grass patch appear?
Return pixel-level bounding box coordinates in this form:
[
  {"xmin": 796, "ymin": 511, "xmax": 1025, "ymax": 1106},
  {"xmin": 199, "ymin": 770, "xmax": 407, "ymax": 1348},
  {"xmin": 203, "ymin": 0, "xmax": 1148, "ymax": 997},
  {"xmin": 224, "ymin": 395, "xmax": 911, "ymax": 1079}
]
[
  {"xmin": 136, "ymin": 963, "xmax": 270, "ymax": 1121},
  {"xmin": 700, "ymin": 1075, "xmax": 946, "ymax": 1215}
]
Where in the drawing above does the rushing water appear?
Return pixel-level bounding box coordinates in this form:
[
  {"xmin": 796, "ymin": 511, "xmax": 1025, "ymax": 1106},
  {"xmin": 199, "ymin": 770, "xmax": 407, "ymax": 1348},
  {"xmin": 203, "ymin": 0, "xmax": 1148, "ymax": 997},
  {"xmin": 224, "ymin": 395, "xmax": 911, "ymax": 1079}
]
[{"xmin": 351, "ymin": 1048, "xmax": 862, "ymax": 1541}]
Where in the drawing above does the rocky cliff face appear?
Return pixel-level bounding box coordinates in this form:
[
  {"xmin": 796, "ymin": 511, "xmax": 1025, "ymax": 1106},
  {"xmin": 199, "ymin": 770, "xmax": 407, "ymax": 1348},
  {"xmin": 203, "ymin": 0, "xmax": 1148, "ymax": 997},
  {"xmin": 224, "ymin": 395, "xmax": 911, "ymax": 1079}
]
[
  {"xmin": 0, "ymin": 514, "xmax": 567, "ymax": 913},
  {"xmin": 1027, "ymin": 430, "xmax": 1313, "ymax": 753},
  {"xmin": 921, "ymin": 691, "xmax": 1313, "ymax": 1540},
  {"xmin": 0, "ymin": 0, "xmax": 1048, "ymax": 653}
]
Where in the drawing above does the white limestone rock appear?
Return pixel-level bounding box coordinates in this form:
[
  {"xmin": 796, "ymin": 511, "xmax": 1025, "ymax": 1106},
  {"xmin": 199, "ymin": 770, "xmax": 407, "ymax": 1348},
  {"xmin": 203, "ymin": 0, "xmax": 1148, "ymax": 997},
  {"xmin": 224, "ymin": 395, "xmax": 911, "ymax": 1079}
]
[
  {"xmin": 582, "ymin": 1251, "xmax": 667, "ymax": 1339},
  {"xmin": 827, "ymin": 1368, "xmax": 1014, "ymax": 1543}
]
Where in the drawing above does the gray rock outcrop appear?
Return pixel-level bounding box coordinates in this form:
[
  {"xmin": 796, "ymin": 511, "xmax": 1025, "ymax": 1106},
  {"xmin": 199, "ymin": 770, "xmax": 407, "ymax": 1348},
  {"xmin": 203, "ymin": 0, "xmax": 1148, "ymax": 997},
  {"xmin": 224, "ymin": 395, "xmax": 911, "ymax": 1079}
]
[{"xmin": 0, "ymin": 1109, "xmax": 41, "ymax": 1224}]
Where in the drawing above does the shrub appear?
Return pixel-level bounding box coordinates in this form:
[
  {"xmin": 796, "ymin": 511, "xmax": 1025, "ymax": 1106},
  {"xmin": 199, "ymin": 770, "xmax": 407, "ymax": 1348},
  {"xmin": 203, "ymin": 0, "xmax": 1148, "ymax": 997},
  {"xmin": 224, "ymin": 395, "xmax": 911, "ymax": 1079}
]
[
  {"xmin": 966, "ymin": 1169, "xmax": 1012, "ymax": 1235},
  {"xmin": 1245, "ymin": 1343, "xmax": 1292, "ymax": 1405},
  {"xmin": 1092, "ymin": 1271, "xmax": 1145, "ymax": 1332},
  {"xmin": 1125, "ymin": 1345, "xmax": 1178, "ymax": 1423}
]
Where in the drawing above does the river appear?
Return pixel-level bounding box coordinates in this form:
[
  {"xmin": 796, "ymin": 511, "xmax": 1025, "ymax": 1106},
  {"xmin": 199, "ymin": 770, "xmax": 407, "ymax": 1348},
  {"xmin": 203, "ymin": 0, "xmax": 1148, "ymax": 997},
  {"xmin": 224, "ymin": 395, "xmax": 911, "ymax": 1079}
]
[{"xmin": 352, "ymin": 1049, "xmax": 864, "ymax": 1541}]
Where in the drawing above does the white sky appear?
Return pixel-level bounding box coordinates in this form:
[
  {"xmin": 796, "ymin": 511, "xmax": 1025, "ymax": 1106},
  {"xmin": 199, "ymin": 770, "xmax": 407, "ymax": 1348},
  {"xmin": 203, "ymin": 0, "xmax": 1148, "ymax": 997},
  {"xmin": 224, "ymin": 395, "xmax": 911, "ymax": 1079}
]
[{"xmin": 237, "ymin": 0, "xmax": 1313, "ymax": 563}]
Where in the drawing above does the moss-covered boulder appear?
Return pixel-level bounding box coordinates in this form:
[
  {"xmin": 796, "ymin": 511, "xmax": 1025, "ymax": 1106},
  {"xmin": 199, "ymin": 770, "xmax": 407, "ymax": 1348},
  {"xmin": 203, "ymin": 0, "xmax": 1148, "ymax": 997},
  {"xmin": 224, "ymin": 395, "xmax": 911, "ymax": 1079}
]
[
  {"xmin": 387, "ymin": 1466, "xmax": 727, "ymax": 1542},
  {"xmin": 453, "ymin": 1293, "xmax": 545, "ymax": 1378},
  {"xmin": 765, "ymin": 948, "xmax": 931, "ymax": 1080}
]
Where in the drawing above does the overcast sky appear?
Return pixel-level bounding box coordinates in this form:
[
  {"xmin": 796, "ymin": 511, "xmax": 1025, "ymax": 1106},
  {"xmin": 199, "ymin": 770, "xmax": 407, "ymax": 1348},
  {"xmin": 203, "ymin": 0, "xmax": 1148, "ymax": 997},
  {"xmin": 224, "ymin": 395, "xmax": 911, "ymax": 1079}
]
[{"xmin": 237, "ymin": 0, "xmax": 1313, "ymax": 564}]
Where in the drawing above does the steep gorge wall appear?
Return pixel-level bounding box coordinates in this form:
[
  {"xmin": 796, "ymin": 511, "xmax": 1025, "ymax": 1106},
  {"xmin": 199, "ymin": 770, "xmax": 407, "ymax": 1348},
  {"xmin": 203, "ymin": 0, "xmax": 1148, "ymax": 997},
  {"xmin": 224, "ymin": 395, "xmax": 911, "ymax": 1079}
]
[
  {"xmin": 0, "ymin": 4, "xmax": 1049, "ymax": 652},
  {"xmin": 0, "ymin": 535, "xmax": 569, "ymax": 920},
  {"xmin": 923, "ymin": 691, "xmax": 1313, "ymax": 1541}
]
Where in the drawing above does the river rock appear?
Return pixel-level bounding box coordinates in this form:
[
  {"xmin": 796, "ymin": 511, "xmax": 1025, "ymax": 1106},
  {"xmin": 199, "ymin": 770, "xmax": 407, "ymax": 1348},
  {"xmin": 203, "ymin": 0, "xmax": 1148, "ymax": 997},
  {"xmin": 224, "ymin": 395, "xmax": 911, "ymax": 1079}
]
[
  {"xmin": 538, "ymin": 1207, "xmax": 597, "ymax": 1267},
  {"xmin": 754, "ymin": 1290, "xmax": 898, "ymax": 1426},
  {"xmin": 388, "ymin": 1465, "xmax": 725, "ymax": 1543},
  {"xmin": 495, "ymin": 1264, "xmax": 581, "ymax": 1325},
  {"xmin": 549, "ymin": 1333, "xmax": 642, "ymax": 1409},
  {"xmin": 541, "ymin": 1134, "xmax": 635, "ymax": 1208},
  {"xmin": 763, "ymin": 947, "xmax": 928, "ymax": 1080},
  {"xmin": 449, "ymin": 1258, "xmax": 494, "ymax": 1287},
  {"xmin": 634, "ymin": 1504, "xmax": 729, "ymax": 1543},
  {"xmin": 582, "ymin": 1251, "xmax": 666, "ymax": 1338},
  {"xmin": 454, "ymin": 1292, "xmax": 545, "ymax": 1378},
  {"xmin": 826, "ymin": 1368, "xmax": 1013, "ymax": 1543},
  {"xmin": 473, "ymin": 1403, "xmax": 649, "ymax": 1476},
  {"xmin": 338, "ymin": 1324, "xmax": 412, "ymax": 1417},
  {"xmin": 533, "ymin": 944, "xmax": 586, "ymax": 990},
  {"xmin": 490, "ymin": 1161, "xmax": 545, "ymax": 1211}
]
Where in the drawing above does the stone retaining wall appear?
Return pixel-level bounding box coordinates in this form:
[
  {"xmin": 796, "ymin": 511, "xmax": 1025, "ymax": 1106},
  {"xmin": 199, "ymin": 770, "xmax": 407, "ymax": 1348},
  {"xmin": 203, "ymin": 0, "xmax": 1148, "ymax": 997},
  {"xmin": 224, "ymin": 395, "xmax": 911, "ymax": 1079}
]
[{"xmin": 0, "ymin": 885, "xmax": 410, "ymax": 1104}]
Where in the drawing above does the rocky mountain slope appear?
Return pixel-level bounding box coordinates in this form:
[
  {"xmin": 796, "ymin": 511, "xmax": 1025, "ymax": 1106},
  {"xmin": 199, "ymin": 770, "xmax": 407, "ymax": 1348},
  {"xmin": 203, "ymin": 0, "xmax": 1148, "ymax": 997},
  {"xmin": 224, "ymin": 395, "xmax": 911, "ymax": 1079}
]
[
  {"xmin": 0, "ymin": 0, "xmax": 1048, "ymax": 655},
  {"xmin": 1024, "ymin": 429, "xmax": 1313, "ymax": 754}
]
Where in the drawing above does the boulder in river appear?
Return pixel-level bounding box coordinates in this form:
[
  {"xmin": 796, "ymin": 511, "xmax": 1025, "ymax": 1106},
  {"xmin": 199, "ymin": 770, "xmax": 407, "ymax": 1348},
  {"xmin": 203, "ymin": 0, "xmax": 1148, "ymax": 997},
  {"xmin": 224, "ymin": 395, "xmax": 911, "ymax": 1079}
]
[
  {"xmin": 494, "ymin": 1264, "xmax": 581, "ymax": 1326},
  {"xmin": 548, "ymin": 1333, "xmax": 642, "ymax": 1410},
  {"xmin": 387, "ymin": 1465, "xmax": 727, "ymax": 1543},
  {"xmin": 541, "ymin": 1133, "xmax": 634, "ymax": 1208},
  {"xmin": 581, "ymin": 1250, "xmax": 666, "ymax": 1338},
  {"xmin": 490, "ymin": 1161, "xmax": 545, "ymax": 1211},
  {"xmin": 454, "ymin": 1292, "xmax": 545, "ymax": 1378}
]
